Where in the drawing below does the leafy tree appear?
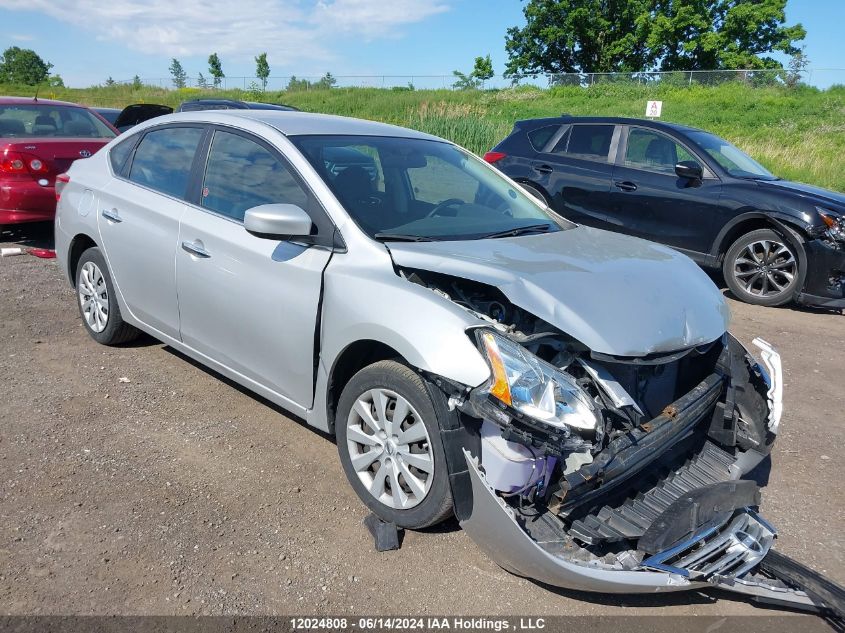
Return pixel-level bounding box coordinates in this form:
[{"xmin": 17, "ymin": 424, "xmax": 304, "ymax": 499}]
[
  {"xmin": 48, "ymin": 74, "xmax": 64, "ymax": 88},
  {"xmin": 504, "ymin": 0, "xmax": 805, "ymax": 75},
  {"xmin": 169, "ymin": 58, "xmax": 187, "ymax": 88},
  {"xmin": 785, "ymin": 46, "xmax": 809, "ymax": 88},
  {"xmin": 255, "ymin": 52, "xmax": 270, "ymax": 90},
  {"xmin": 208, "ymin": 52, "xmax": 224, "ymax": 88},
  {"xmin": 317, "ymin": 72, "xmax": 336, "ymax": 89},
  {"xmin": 452, "ymin": 54, "xmax": 495, "ymax": 89},
  {"xmin": 197, "ymin": 72, "xmax": 209, "ymax": 89},
  {"xmin": 0, "ymin": 47, "xmax": 53, "ymax": 85},
  {"xmin": 132, "ymin": 75, "xmax": 143, "ymax": 90},
  {"xmin": 105, "ymin": 76, "xmax": 115, "ymax": 86}
]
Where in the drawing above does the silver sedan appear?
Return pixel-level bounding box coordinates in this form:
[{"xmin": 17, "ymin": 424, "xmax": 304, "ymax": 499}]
[{"xmin": 54, "ymin": 110, "xmax": 811, "ymax": 607}]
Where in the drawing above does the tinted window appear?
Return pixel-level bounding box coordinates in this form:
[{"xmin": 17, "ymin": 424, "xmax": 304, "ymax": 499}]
[
  {"xmin": 201, "ymin": 131, "xmax": 308, "ymax": 222},
  {"xmin": 527, "ymin": 125, "xmax": 559, "ymax": 151},
  {"xmin": 128, "ymin": 127, "xmax": 204, "ymax": 199},
  {"xmin": 553, "ymin": 124, "xmax": 614, "ymax": 161},
  {"xmin": 625, "ymin": 128, "xmax": 696, "ymax": 174},
  {"xmin": 109, "ymin": 136, "xmax": 136, "ymax": 174},
  {"xmin": 0, "ymin": 104, "xmax": 115, "ymax": 139}
]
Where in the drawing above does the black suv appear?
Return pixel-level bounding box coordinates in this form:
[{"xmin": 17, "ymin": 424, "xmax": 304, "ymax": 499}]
[
  {"xmin": 486, "ymin": 116, "xmax": 845, "ymax": 308},
  {"xmin": 176, "ymin": 99, "xmax": 298, "ymax": 113}
]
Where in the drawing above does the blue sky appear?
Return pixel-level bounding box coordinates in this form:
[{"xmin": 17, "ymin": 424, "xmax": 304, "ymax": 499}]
[{"xmin": 1, "ymin": 0, "xmax": 842, "ymax": 88}]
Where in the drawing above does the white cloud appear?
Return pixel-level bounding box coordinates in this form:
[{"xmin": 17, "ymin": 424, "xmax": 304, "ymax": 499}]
[
  {"xmin": 8, "ymin": 33, "xmax": 35, "ymax": 41},
  {"xmin": 1, "ymin": 0, "xmax": 449, "ymax": 63}
]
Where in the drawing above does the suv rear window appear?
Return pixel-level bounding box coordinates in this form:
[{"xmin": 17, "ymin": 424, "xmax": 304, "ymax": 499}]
[
  {"xmin": 552, "ymin": 124, "xmax": 615, "ymax": 162},
  {"xmin": 527, "ymin": 125, "xmax": 560, "ymax": 152}
]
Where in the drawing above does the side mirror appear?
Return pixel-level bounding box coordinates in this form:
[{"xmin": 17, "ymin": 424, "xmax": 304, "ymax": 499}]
[
  {"xmin": 244, "ymin": 203, "xmax": 313, "ymax": 238},
  {"xmin": 675, "ymin": 160, "xmax": 703, "ymax": 181}
]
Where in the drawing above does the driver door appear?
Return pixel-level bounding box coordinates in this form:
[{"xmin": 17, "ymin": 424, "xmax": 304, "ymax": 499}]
[{"xmin": 176, "ymin": 128, "xmax": 333, "ymax": 409}]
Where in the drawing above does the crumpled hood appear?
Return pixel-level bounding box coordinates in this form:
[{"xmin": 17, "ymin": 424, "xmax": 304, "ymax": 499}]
[{"xmin": 387, "ymin": 226, "xmax": 730, "ymax": 357}]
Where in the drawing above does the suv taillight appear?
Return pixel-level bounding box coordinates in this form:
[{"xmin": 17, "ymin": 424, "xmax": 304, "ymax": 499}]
[
  {"xmin": 55, "ymin": 173, "xmax": 70, "ymax": 201},
  {"xmin": 483, "ymin": 151, "xmax": 507, "ymax": 164}
]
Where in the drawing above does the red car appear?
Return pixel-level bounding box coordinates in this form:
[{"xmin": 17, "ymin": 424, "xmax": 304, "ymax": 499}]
[{"xmin": 0, "ymin": 97, "xmax": 118, "ymax": 226}]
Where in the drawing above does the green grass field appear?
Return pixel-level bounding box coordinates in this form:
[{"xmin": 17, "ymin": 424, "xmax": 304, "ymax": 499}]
[{"xmin": 3, "ymin": 81, "xmax": 844, "ymax": 192}]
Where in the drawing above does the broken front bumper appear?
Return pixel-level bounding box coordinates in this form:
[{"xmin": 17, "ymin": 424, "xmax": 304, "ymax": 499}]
[{"xmin": 460, "ymin": 451, "xmax": 816, "ymax": 609}]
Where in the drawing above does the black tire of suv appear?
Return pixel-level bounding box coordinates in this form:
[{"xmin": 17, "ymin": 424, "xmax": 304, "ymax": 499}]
[
  {"xmin": 518, "ymin": 181, "xmax": 551, "ymax": 206},
  {"xmin": 723, "ymin": 228, "xmax": 803, "ymax": 307},
  {"xmin": 335, "ymin": 360, "xmax": 454, "ymax": 529},
  {"xmin": 75, "ymin": 247, "xmax": 140, "ymax": 345}
]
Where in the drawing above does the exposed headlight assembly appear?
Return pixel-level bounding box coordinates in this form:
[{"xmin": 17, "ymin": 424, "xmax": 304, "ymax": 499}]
[
  {"xmin": 474, "ymin": 329, "xmax": 598, "ymax": 432},
  {"xmin": 817, "ymin": 207, "xmax": 845, "ymax": 242}
]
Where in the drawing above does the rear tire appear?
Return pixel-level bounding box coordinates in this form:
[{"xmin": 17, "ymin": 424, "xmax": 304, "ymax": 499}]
[
  {"xmin": 75, "ymin": 247, "xmax": 140, "ymax": 345},
  {"xmin": 336, "ymin": 360, "xmax": 453, "ymax": 529},
  {"xmin": 723, "ymin": 228, "xmax": 802, "ymax": 307},
  {"xmin": 518, "ymin": 181, "xmax": 551, "ymax": 206}
]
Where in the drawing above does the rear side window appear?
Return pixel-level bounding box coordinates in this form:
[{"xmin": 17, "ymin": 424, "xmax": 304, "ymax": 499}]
[
  {"xmin": 527, "ymin": 125, "xmax": 559, "ymax": 152},
  {"xmin": 109, "ymin": 136, "xmax": 136, "ymax": 175},
  {"xmin": 201, "ymin": 130, "xmax": 308, "ymax": 222},
  {"xmin": 128, "ymin": 127, "xmax": 204, "ymax": 199},
  {"xmin": 552, "ymin": 124, "xmax": 615, "ymax": 162}
]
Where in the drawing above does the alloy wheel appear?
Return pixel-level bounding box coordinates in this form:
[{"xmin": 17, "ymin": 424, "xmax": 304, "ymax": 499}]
[
  {"xmin": 345, "ymin": 388, "xmax": 434, "ymax": 510},
  {"xmin": 78, "ymin": 261, "xmax": 109, "ymax": 333},
  {"xmin": 732, "ymin": 239, "xmax": 797, "ymax": 298}
]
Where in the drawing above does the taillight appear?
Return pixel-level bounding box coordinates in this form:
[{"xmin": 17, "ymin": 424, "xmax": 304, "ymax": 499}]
[
  {"xmin": 55, "ymin": 173, "xmax": 70, "ymax": 201},
  {"xmin": 0, "ymin": 151, "xmax": 51, "ymax": 179},
  {"xmin": 483, "ymin": 151, "xmax": 507, "ymax": 164}
]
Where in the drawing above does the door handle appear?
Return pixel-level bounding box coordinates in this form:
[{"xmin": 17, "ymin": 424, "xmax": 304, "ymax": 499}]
[
  {"xmin": 614, "ymin": 180, "xmax": 638, "ymax": 192},
  {"xmin": 533, "ymin": 163, "xmax": 554, "ymax": 175},
  {"xmin": 101, "ymin": 208, "xmax": 122, "ymax": 223},
  {"xmin": 181, "ymin": 240, "xmax": 211, "ymax": 258}
]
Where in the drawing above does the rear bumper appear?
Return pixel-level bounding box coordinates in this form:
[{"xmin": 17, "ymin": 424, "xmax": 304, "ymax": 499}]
[{"xmin": 0, "ymin": 180, "xmax": 57, "ymax": 224}]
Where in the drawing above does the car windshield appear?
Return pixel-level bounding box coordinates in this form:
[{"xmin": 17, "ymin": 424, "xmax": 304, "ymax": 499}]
[
  {"xmin": 687, "ymin": 131, "xmax": 775, "ymax": 180},
  {"xmin": 291, "ymin": 135, "xmax": 569, "ymax": 241},
  {"xmin": 0, "ymin": 104, "xmax": 116, "ymax": 139}
]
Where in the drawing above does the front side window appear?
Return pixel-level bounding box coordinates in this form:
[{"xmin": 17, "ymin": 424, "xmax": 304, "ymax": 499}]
[
  {"xmin": 291, "ymin": 135, "xmax": 571, "ymax": 241},
  {"xmin": 201, "ymin": 130, "xmax": 308, "ymax": 222},
  {"xmin": 128, "ymin": 127, "xmax": 204, "ymax": 199},
  {"xmin": 551, "ymin": 124, "xmax": 615, "ymax": 162},
  {"xmin": 624, "ymin": 128, "xmax": 696, "ymax": 174},
  {"xmin": 686, "ymin": 131, "xmax": 775, "ymax": 180},
  {"xmin": 0, "ymin": 104, "xmax": 116, "ymax": 139}
]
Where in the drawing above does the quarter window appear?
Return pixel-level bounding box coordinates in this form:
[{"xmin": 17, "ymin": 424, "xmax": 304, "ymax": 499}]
[
  {"xmin": 128, "ymin": 127, "xmax": 204, "ymax": 199},
  {"xmin": 527, "ymin": 125, "xmax": 560, "ymax": 152},
  {"xmin": 624, "ymin": 128, "xmax": 696, "ymax": 174},
  {"xmin": 109, "ymin": 136, "xmax": 136, "ymax": 175},
  {"xmin": 551, "ymin": 124, "xmax": 615, "ymax": 162},
  {"xmin": 201, "ymin": 130, "xmax": 308, "ymax": 222}
]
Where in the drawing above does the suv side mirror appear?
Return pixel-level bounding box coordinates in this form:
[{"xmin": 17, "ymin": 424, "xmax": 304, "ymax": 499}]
[
  {"xmin": 244, "ymin": 204, "xmax": 313, "ymax": 238},
  {"xmin": 675, "ymin": 160, "xmax": 703, "ymax": 181}
]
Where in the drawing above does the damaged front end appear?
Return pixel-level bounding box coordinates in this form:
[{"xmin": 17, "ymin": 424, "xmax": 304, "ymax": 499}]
[{"xmin": 403, "ymin": 268, "xmax": 817, "ymax": 608}]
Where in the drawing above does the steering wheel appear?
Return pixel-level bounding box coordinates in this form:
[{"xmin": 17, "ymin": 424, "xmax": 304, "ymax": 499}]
[{"xmin": 427, "ymin": 198, "xmax": 465, "ymax": 218}]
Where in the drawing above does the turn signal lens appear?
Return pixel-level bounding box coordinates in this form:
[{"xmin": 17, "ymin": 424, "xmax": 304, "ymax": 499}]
[{"xmin": 479, "ymin": 331, "xmax": 512, "ymax": 406}]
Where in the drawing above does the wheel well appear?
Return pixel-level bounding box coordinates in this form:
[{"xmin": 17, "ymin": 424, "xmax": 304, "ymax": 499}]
[
  {"xmin": 715, "ymin": 217, "xmax": 802, "ymax": 263},
  {"xmin": 68, "ymin": 234, "xmax": 98, "ymax": 287},
  {"xmin": 326, "ymin": 340, "xmax": 403, "ymax": 433}
]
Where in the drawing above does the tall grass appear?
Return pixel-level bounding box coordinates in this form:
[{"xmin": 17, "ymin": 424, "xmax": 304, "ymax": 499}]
[{"xmin": 3, "ymin": 81, "xmax": 843, "ymax": 191}]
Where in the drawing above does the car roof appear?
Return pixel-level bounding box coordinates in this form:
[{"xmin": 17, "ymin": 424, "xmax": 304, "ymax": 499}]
[
  {"xmin": 148, "ymin": 110, "xmax": 442, "ymax": 141},
  {"xmin": 518, "ymin": 115, "xmax": 705, "ymax": 134},
  {"xmin": 0, "ymin": 96, "xmax": 87, "ymax": 108}
]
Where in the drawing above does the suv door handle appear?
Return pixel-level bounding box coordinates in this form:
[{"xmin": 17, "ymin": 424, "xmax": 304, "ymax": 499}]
[
  {"xmin": 614, "ymin": 180, "xmax": 638, "ymax": 192},
  {"xmin": 533, "ymin": 163, "xmax": 554, "ymax": 175},
  {"xmin": 101, "ymin": 208, "xmax": 122, "ymax": 223},
  {"xmin": 181, "ymin": 240, "xmax": 211, "ymax": 258}
]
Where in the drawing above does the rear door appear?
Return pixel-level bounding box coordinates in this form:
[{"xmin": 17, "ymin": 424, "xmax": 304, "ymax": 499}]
[
  {"xmin": 97, "ymin": 125, "xmax": 206, "ymax": 338},
  {"xmin": 175, "ymin": 127, "xmax": 333, "ymax": 408},
  {"xmin": 608, "ymin": 126, "xmax": 722, "ymax": 257},
  {"xmin": 531, "ymin": 123, "xmax": 620, "ymax": 227}
]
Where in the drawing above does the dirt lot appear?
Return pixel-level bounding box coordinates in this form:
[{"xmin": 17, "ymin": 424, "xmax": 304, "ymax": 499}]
[{"xmin": 1, "ymin": 223, "xmax": 843, "ymax": 618}]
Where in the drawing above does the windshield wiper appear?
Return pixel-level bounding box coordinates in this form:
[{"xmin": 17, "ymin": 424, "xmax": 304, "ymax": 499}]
[
  {"xmin": 373, "ymin": 233, "xmax": 436, "ymax": 242},
  {"xmin": 480, "ymin": 224, "xmax": 553, "ymax": 239}
]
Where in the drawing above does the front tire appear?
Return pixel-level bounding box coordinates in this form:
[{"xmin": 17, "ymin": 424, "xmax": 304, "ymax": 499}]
[
  {"xmin": 75, "ymin": 247, "xmax": 139, "ymax": 345},
  {"xmin": 723, "ymin": 228, "xmax": 802, "ymax": 307},
  {"xmin": 335, "ymin": 360, "xmax": 453, "ymax": 529}
]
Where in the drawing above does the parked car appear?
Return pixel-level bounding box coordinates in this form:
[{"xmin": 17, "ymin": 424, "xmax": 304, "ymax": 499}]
[
  {"xmin": 485, "ymin": 116, "xmax": 845, "ymax": 309},
  {"xmin": 0, "ymin": 97, "xmax": 118, "ymax": 226},
  {"xmin": 55, "ymin": 110, "xmax": 821, "ymax": 610},
  {"xmin": 177, "ymin": 98, "xmax": 298, "ymax": 113},
  {"xmin": 92, "ymin": 104, "xmax": 173, "ymax": 133}
]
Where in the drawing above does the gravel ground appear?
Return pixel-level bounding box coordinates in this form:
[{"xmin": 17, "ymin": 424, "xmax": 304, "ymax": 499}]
[{"xmin": 1, "ymin": 223, "xmax": 843, "ymax": 618}]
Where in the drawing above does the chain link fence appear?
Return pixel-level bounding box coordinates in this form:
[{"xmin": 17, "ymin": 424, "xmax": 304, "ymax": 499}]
[{"xmin": 117, "ymin": 68, "xmax": 845, "ymax": 91}]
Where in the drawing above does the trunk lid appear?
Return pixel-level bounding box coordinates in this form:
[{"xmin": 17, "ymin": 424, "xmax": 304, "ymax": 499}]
[{"xmin": 0, "ymin": 138, "xmax": 109, "ymax": 183}]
